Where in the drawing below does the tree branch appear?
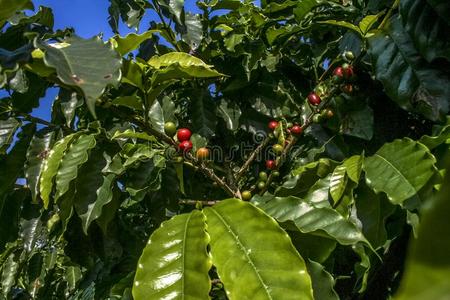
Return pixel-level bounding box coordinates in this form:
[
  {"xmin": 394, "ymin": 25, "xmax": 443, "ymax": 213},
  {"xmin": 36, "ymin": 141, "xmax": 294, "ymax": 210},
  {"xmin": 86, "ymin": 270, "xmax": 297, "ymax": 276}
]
[
  {"xmin": 235, "ymin": 136, "xmax": 271, "ymax": 181},
  {"xmin": 179, "ymin": 199, "xmax": 219, "ymax": 206}
]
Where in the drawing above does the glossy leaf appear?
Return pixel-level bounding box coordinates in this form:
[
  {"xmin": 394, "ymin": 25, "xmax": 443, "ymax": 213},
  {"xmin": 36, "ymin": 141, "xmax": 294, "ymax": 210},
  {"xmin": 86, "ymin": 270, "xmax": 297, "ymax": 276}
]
[
  {"xmin": 132, "ymin": 210, "xmax": 211, "ymax": 300},
  {"xmin": 1, "ymin": 253, "xmax": 18, "ymax": 296},
  {"xmin": 343, "ymin": 154, "xmax": 364, "ymax": 183},
  {"xmin": 112, "ymin": 30, "xmax": 160, "ymax": 55},
  {"xmin": 35, "ymin": 36, "xmax": 122, "ymax": 117},
  {"xmin": 54, "ymin": 134, "xmax": 97, "ymax": 202},
  {"xmin": 25, "ymin": 130, "xmax": 54, "ymax": 202},
  {"xmin": 40, "ymin": 133, "xmax": 80, "ymax": 208},
  {"xmin": 204, "ymin": 199, "xmax": 314, "ymax": 300},
  {"xmin": 369, "ymin": 17, "xmax": 450, "ymax": 121},
  {"xmin": 396, "ymin": 166, "xmax": 450, "ymax": 299},
  {"xmin": 364, "ymin": 138, "xmax": 437, "ymax": 204},
  {"xmin": 148, "ymin": 100, "xmax": 165, "ymax": 133},
  {"xmin": 252, "ymin": 195, "xmax": 369, "ymax": 246},
  {"xmin": 111, "ymin": 129, "xmax": 157, "ymax": 142},
  {"xmin": 419, "ymin": 124, "xmax": 450, "ymax": 150},
  {"xmin": 0, "ymin": 124, "xmax": 35, "ymax": 198},
  {"xmin": 355, "ymin": 183, "xmax": 396, "ymax": 248},
  {"xmin": 400, "ymin": 0, "xmax": 450, "ymax": 62},
  {"xmin": 307, "ymin": 260, "xmax": 339, "ymax": 300},
  {"xmin": 0, "ymin": 118, "xmax": 20, "ymax": 154},
  {"xmin": 74, "ymin": 150, "xmax": 115, "ymax": 234},
  {"xmin": 329, "ymin": 164, "xmax": 348, "ymax": 205}
]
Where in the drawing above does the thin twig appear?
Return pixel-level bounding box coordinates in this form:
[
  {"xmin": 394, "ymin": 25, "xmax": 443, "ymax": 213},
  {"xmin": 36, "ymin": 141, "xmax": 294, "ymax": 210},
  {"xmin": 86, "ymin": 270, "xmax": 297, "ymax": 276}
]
[
  {"xmin": 235, "ymin": 136, "xmax": 271, "ymax": 181},
  {"xmin": 14, "ymin": 111, "xmax": 73, "ymax": 132}
]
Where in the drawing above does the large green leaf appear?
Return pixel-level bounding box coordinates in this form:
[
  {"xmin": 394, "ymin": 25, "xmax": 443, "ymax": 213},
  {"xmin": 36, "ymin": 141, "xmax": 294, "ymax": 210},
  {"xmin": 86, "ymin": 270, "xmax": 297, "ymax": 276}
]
[
  {"xmin": 191, "ymin": 92, "xmax": 217, "ymax": 138},
  {"xmin": 35, "ymin": 36, "xmax": 122, "ymax": 117},
  {"xmin": 355, "ymin": 183, "xmax": 396, "ymax": 249},
  {"xmin": 73, "ymin": 150, "xmax": 115, "ymax": 234},
  {"xmin": 111, "ymin": 30, "xmax": 160, "ymax": 56},
  {"xmin": 132, "ymin": 210, "xmax": 211, "ymax": 300},
  {"xmin": 395, "ymin": 166, "xmax": 450, "ymax": 300},
  {"xmin": 148, "ymin": 52, "xmax": 225, "ymax": 86},
  {"xmin": 369, "ymin": 17, "xmax": 450, "ymax": 121},
  {"xmin": 0, "ymin": 118, "xmax": 20, "ymax": 154},
  {"xmin": 54, "ymin": 134, "xmax": 97, "ymax": 202},
  {"xmin": 181, "ymin": 13, "xmax": 203, "ymax": 50},
  {"xmin": 364, "ymin": 138, "xmax": 437, "ymax": 204},
  {"xmin": 252, "ymin": 195, "xmax": 369, "ymax": 246},
  {"xmin": 40, "ymin": 133, "xmax": 80, "ymax": 208},
  {"xmin": 0, "ymin": 124, "xmax": 35, "ymax": 198},
  {"xmin": 204, "ymin": 199, "xmax": 314, "ymax": 300},
  {"xmin": 0, "ymin": 0, "xmax": 33, "ymax": 24},
  {"xmin": 25, "ymin": 130, "xmax": 54, "ymax": 202},
  {"xmin": 400, "ymin": 0, "xmax": 450, "ymax": 62},
  {"xmin": 306, "ymin": 260, "xmax": 339, "ymax": 300}
]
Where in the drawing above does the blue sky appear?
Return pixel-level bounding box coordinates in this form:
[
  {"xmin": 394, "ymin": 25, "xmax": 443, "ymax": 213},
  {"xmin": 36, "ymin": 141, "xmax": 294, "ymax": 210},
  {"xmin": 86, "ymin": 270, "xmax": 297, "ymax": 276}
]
[
  {"xmin": 18, "ymin": 1, "xmax": 203, "ymax": 122},
  {"xmin": 5, "ymin": 1, "xmax": 260, "ymax": 123}
]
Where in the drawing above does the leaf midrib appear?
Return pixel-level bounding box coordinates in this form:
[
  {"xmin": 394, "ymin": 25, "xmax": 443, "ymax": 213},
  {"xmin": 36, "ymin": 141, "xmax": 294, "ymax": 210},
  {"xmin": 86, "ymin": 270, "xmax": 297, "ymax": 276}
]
[
  {"xmin": 209, "ymin": 207, "xmax": 273, "ymax": 300},
  {"xmin": 373, "ymin": 153, "xmax": 414, "ymax": 192}
]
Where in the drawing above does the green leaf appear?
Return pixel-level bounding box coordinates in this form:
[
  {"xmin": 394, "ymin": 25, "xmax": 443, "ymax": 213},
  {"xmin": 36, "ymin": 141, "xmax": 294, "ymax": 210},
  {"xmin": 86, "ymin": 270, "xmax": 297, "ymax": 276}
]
[
  {"xmin": 329, "ymin": 164, "xmax": 348, "ymax": 205},
  {"xmin": 426, "ymin": 0, "xmax": 450, "ymax": 25},
  {"xmin": 419, "ymin": 124, "xmax": 450, "ymax": 150},
  {"xmin": 25, "ymin": 129, "xmax": 54, "ymax": 202},
  {"xmin": 0, "ymin": 189, "xmax": 26, "ymax": 250},
  {"xmin": 35, "ymin": 36, "xmax": 122, "ymax": 118},
  {"xmin": 74, "ymin": 150, "xmax": 116, "ymax": 234},
  {"xmin": 252, "ymin": 195, "xmax": 369, "ymax": 246},
  {"xmin": 1, "ymin": 253, "xmax": 18, "ymax": 296},
  {"xmin": 395, "ymin": 166, "xmax": 450, "ymax": 300},
  {"xmin": 0, "ymin": 124, "xmax": 35, "ymax": 198},
  {"xmin": 132, "ymin": 210, "xmax": 211, "ymax": 300},
  {"xmin": 340, "ymin": 105, "xmax": 374, "ymax": 140},
  {"xmin": 0, "ymin": 118, "xmax": 20, "ymax": 154},
  {"xmin": 364, "ymin": 138, "xmax": 437, "ymax": 204},
  {"xmin": 355, "ymin": 183, "xmax": 396, "ymax": 248},
  {"xmin": 217, "ymin": 99, "xmax": 241, "ymax": 131},
  {"xmin": 204, "ymin": 199, "xmax": 314, "ymax": 300},
  {"xmin": 148, "ymin": 100, "xmax": 165, "ymax": 133},
  {"xmin": 111, "ymin": 30, "xmax": 160, "ymax": 56},
  {"xmin": 148, "ymin": 52, "xmax": 213, "ymax": 69},
  {"xmin": 319, "ymin": 20, "xmax": 363, "ymax": 37},
  {"xmin": 343, "ymin": 154, "xmax": 364, "ymax": 183},
  {"xmin": 306, "ymin": 260, "xmax": 339, "ymax": 300},
  {"xmin": 40, "ymin": 133, "xmax": 80, "ymax": 208},
  {"xmin": 112, "ymin": 94, "xmax": 144, "ymax": 111},
  {"xmin": 368, "ymin": 17, "xmax": 450, "ymax": 121},
  {"xmin": 111, "ymin": 129, "xmax": 157, "ymax": 142},
  {"xmin": 400, "ymin": 0, "xmax": 450, "ymax": 62},
  {"xmin": 54, "ymin": 134, "xmax": 97, "ymax": 202},
  {"xmin": 0, "ymin": 0, "xmax": 33, "ymax": 25},
  {"xmin": 359, "ymin": 12, "xmax": 384, "ymax": 36},
  {"xmin": 54, "ymin": 88, "xmax": 82, "ymax": 127},
  {"xmin": 191, "ymin": 92, "xmax": 217, "ymax": 138},
  {"xmin": 65, "ymin": 266, "xmax": 82, "ymax": 291},
  {"xmin": 181, "ymin": 13, "xmax": 203, "ymax": 50},
  {"xmin": 293, "ymin": 0, "xmax": 322, "ymax": 22}
]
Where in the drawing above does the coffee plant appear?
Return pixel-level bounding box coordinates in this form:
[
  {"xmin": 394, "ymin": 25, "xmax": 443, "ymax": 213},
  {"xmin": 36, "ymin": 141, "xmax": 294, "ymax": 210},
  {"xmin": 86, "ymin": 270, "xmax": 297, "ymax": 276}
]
[{"xmin": 0, "ymin": 0, "xmax": 449, "ymax": 299}]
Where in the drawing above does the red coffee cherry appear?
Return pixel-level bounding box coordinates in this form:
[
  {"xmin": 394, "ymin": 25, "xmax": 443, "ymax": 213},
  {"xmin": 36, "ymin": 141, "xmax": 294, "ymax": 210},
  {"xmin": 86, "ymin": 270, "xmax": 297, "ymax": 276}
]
[
  {"xmin": 307, "ymin": 92, "xmax": 321, "ymax": 106},
  {"xmin": 290, "ymin": 125, "xmax": 303, "ymax": 135},
  {"xmin": 177, "ymin": 128, "xmax": 192, "ymax": 142},
  {"xmin": 178, "ymin": 140, "xmax": 193, "ymax": 152},
  {"xmin": 266, "ymin": 160, "xmax": 276, "ymax": 170},
  {"xmin": 268, "ymin": 120, "xmax": 278, "ymax": 130}
]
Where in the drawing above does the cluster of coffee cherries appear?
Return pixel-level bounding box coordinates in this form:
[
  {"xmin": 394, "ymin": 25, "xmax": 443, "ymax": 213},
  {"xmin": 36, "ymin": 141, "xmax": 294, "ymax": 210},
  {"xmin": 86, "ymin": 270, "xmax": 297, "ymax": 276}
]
[
  {"xmin": 241, "ymin": 120, "xmax": 304, "ymax": 200},
  {"xmin": 164, "ymin": 122, "xmax": 209, "ymax": 160}
]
